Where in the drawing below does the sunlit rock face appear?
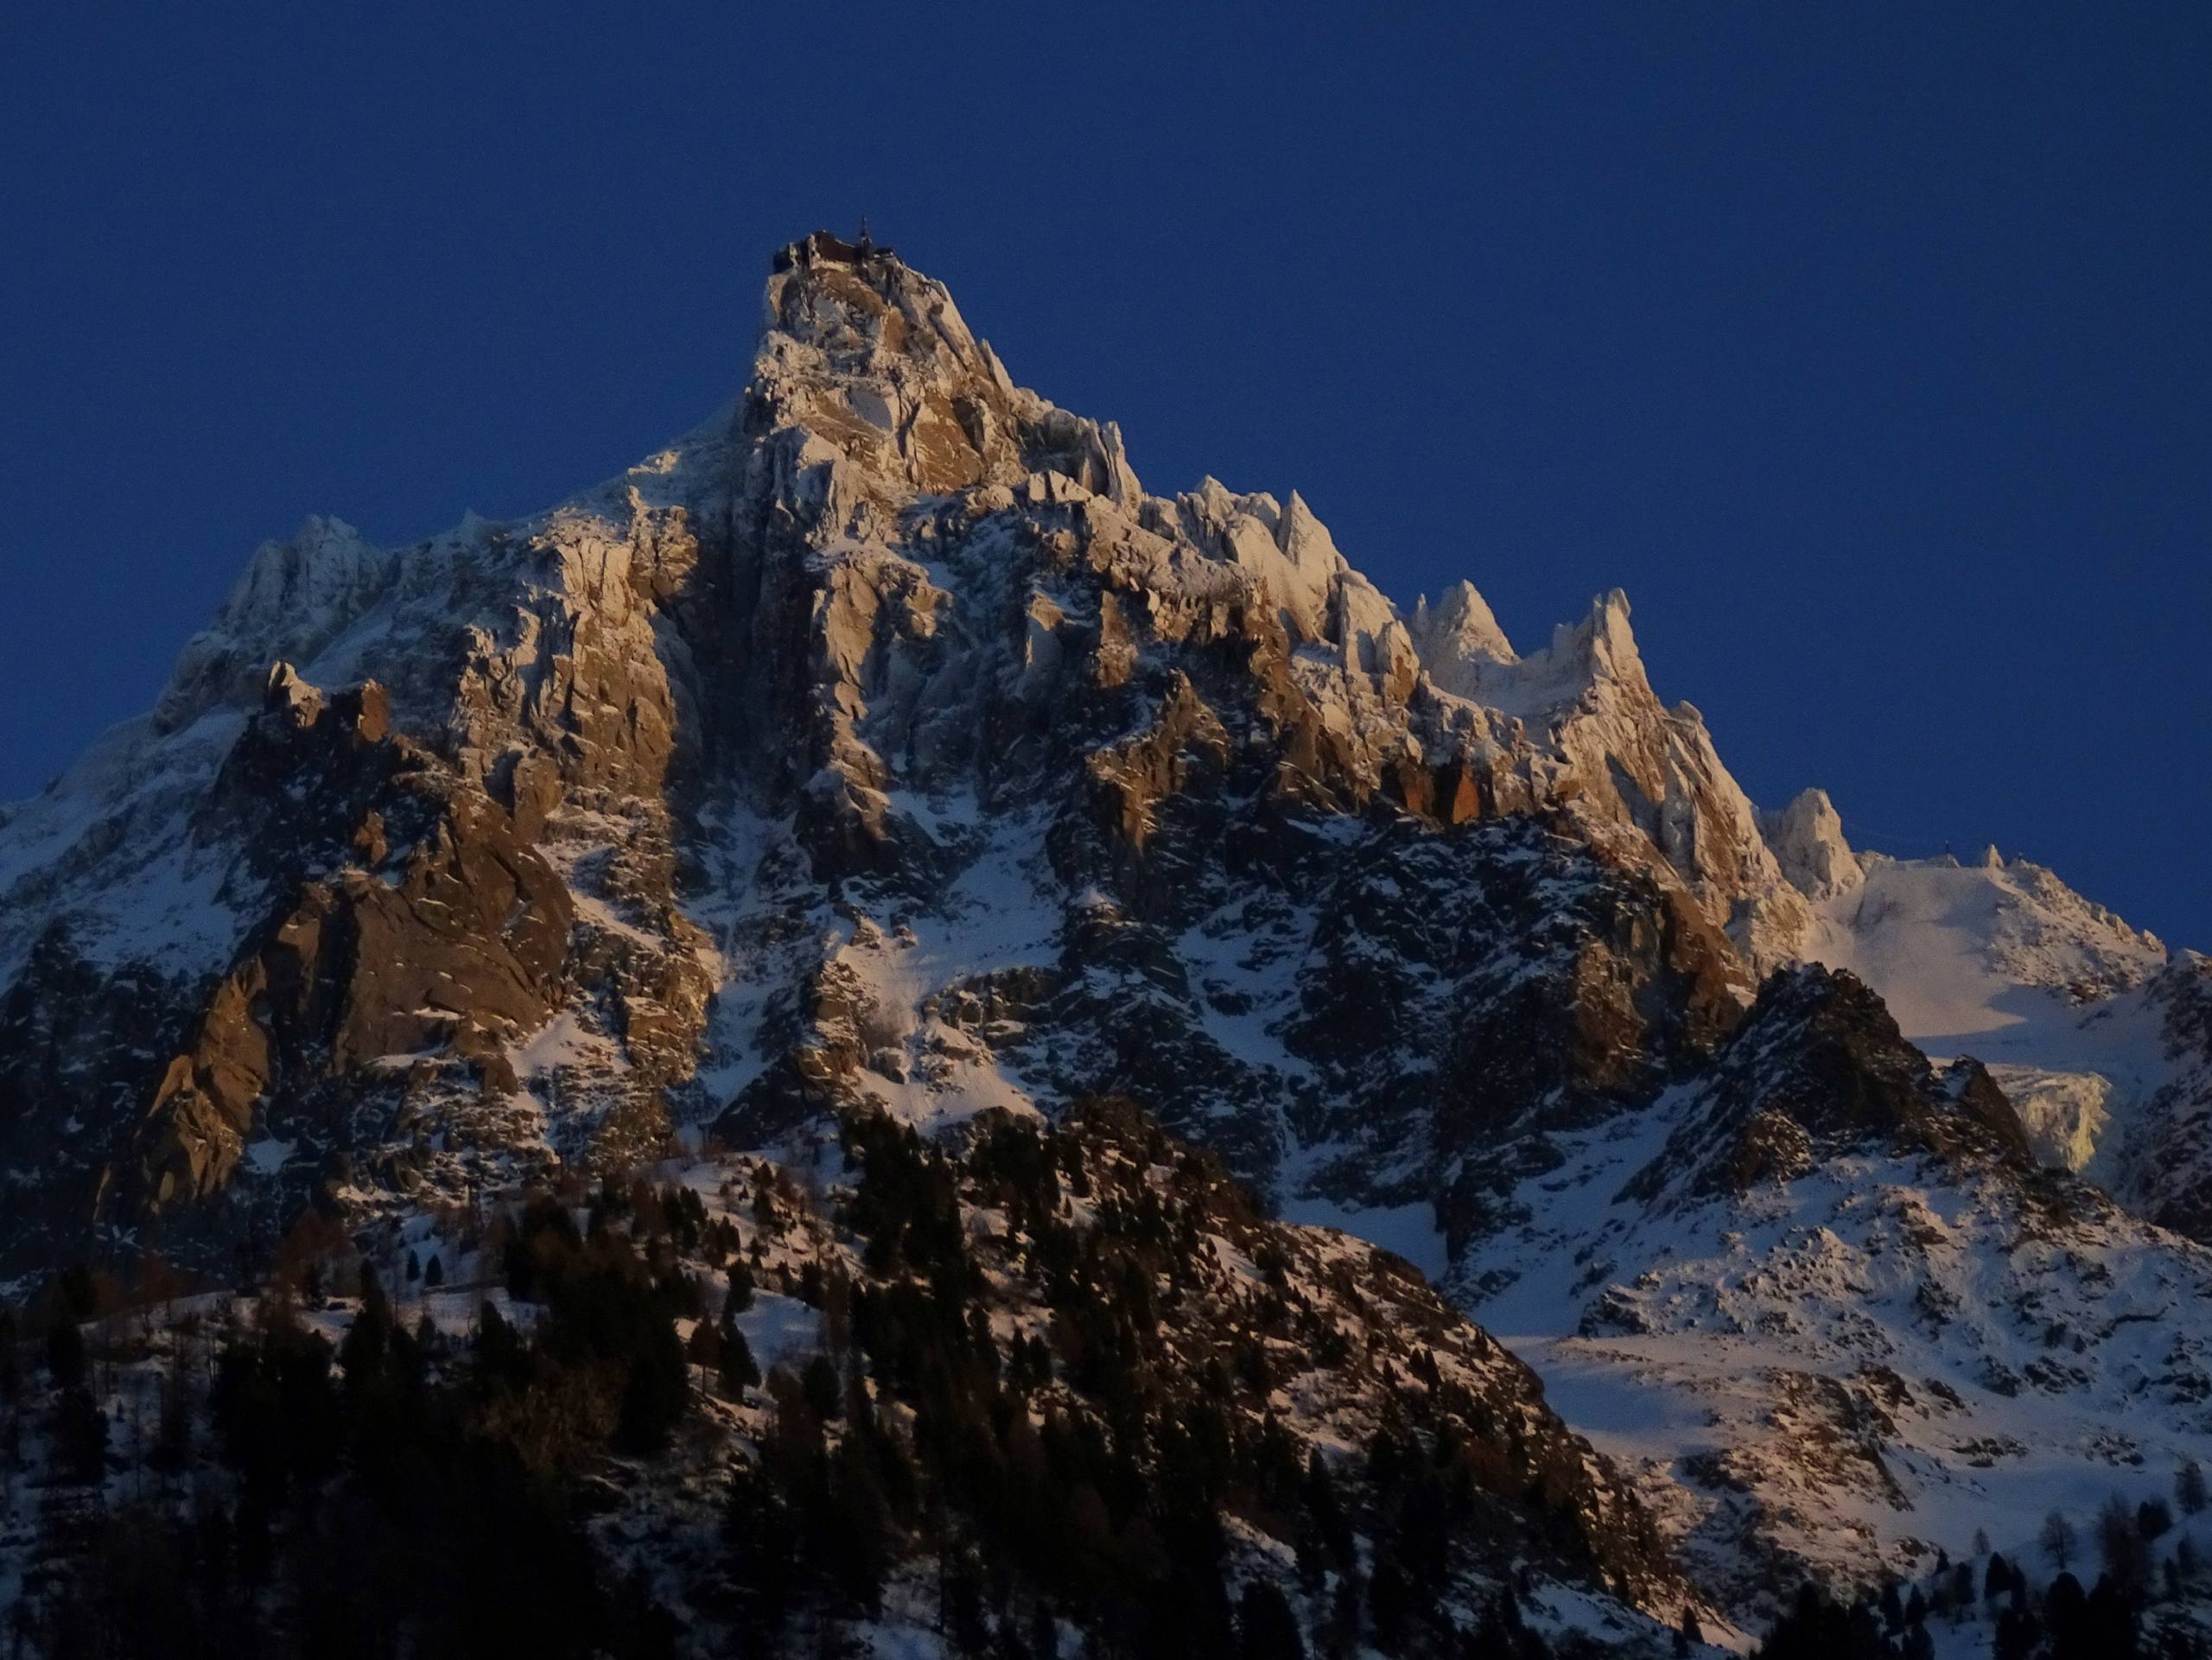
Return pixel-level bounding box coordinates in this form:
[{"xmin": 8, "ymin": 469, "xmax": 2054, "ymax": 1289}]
[{"xmin": 9, "ymin": 233, "xmax": 2212, "ymax": 1631}]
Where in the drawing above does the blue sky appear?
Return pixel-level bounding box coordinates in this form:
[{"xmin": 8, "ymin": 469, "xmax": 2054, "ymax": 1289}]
[{"xmin": 2, "ymin": 4, "xmax": 2205, "ymax": 947}]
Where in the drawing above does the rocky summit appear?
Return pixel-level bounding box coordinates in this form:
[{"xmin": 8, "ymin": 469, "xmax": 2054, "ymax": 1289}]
[{"xmin": 3, "ymin": 233, "xmax": 2209, "ymax": 1657}]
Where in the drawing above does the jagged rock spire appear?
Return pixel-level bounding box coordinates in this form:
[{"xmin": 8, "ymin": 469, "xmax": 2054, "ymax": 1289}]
[{"xmin": 1763, "ymin": 787, "xmax": 1862, "ymax": 900}]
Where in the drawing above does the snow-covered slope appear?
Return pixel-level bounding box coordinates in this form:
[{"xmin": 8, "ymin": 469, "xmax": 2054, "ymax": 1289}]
[
  {"xmin": 1455, "ymin": 965, "xmax": 2212, "ymax": 1617},
  {"xmin": 1789, "ymin": 834, "xmax": 2163, "ymax": 1044},
  {"xmin": 1756, "ymin": 790, "xmax": 2212, "ymax": 1230}
]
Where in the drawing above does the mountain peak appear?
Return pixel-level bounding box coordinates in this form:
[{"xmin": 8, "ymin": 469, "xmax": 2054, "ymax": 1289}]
[
  {"xmin": 9, "ymin": 236, "xmax": 2210, "ymax": 1652},
  {"xmin": 1763, "ymin": 786, "xmax": 1862, "ymax": 900},
  {"xmin": 1554, "ymin": 586, "xmax": 1643, "ymax": 684},
  {"xmin": 152, "ymin": 514, "xmax": 392, "ymax": 735},
  {"xmin": 751, "ymin": 232, "xmax": 1139, "ymax": 507},
  {"xmin": 765, "ymin": 227, "xmax": 975, "ymax": 366},
  {"xmin": 1410, "ymin": 581, "xmax": 1516, "ymax": 696}
]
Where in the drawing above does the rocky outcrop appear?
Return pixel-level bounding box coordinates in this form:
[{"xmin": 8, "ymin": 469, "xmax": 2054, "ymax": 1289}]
[
  {"xmin": 120, "ymin": 664, "xmax": 576, "ymax": 1226},
  {"xmin": 1020, "ymin": 1096, "xmax": 1692, "ymax": 1612},
  {"xmin": 2113, "ymin": 953, "xmax": 2212, "ymax": 1237},
  {"xmin": 1761, "ymin": 787, "xmax": 1862, "ymax": 901},
  {"xmin": 153, "ymin": 517, "xmax": 395, "ymax": 735},
  {"xmin": 0, "ymin": 231, "xmax": 2170, "ymax": 1313},
  {"xmin": 1624, "ymin": 965, "xmax": 2034, "ymax": 1205}
]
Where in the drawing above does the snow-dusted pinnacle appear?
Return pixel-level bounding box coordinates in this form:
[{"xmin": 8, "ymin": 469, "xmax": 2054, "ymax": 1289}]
[
  {"xmin": 1551, "ymin": 587, "xmax": 1643, "ymax": 686},
  {"xmin": 154, "ymin": 515, "xmax": 394, "ymax": 734},
  {"xmin": 1422, "ymin": 588, "xmax": 1649, "ymax": 722},
  {"xmin": 1409, "ymin": 581, "xmax": 1516, "ymax": 699},
  {"xmin": 1762, "ymin": 787, "xmax": 1863, "ymax": 901},
  {"xmin": 752, "ymin": 231, "xmax": 1144, "ymax": 508}
]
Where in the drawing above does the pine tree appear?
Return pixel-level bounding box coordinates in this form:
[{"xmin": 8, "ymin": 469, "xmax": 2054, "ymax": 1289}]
[
  {"xmin": 720, "ymin": 1326, "xmax": 761, "ymax": 1397},
  {"xmin": 1236, "ymin": 1580, "xmax": 1306, "ymax": 1660},
  {"xmin": 2179, "ymin": 1459, "xmax": 2209, "ymax": 1517},
  {"xmin": 1369, "ymin": 1561, "xmax": 1410, "ymax": 1657},
  {"xmin": 150, "ymin": 1341, "xmax": 193, "ymax": 1472},
  {"xmin": 1950, "ymin": 1561, "xmax": 1976, "ymax": 1610},
  {"xmin": 1881, "ymin": 1580, "xmax": 1906, "ymax": 1631},
  {"xmin": 55, "ymin": 1387, "xmax": 107, "ymax": 1483},
  {"xmin": 942, "ymin": 1550, "xmax": 989, "ymax": 1654},
  {"xmin": 1994, "ymin": 1605, "xmax": 2042, "ymax": 1660},
  {"xmin": 46, "ymin": 1315, "xmax": 86, "ymax": 1390},
  {"xmin": 1676, "ymin": 1605, "xmax": 1704, "ymax": 1655},
  {"xmin": 2139, "ymin": 1500, "xmax": 2173, "ymax": 1550},
  {"xmin": 801, "ymin": 1354, "xmax": 842, "ymax": 1421},
  {"xmin": 2043, "ymin": 1509, "xmax": 2078, "ymax": 1570},
  {"xmin": 822, "ymin": 1430, "xmax": 891, "ymax": 1618},
  {"xmin": 726, "ymin": 1464, "xmax": 794, "ymax": 1650},
  {"xmin": 613, "ymin": 1301, "xmax": 690, "ymax": 1455},
  {"xmin": 2098, "ymin": 1494, "xmax": 2152, "ymax": 1590},
  {"xmin": 687, "ymin": 1318, "xmax": 723, "ymax": 1374}
]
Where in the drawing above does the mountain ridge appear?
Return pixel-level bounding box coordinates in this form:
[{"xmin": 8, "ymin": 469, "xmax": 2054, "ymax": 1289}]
[{"xmin": 3, "ymin": 232, "xmax": 2209, "ymax": 1649}]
